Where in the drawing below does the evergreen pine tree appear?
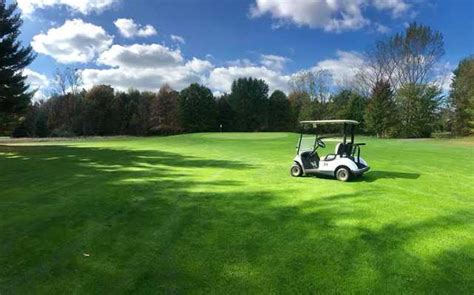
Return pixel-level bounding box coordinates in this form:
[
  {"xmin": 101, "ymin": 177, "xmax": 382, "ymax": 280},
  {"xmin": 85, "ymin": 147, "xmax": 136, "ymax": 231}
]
[
  {"xmin": 365, "ymin": 80, "xmax": 398, "ymax": 137},
  {"xmin": 0, "ymin": 1, "xmax": 36, "ymax": 132},
  {"xmin": 450, "ymin": 56, "xmax": 474, "ymax": 136}
]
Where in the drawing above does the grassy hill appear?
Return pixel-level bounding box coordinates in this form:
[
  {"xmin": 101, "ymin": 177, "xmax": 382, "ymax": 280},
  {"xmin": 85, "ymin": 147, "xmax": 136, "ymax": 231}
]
[{"xmin": 0, "ymin": 133, "xmax": 473, "ymax": 293}]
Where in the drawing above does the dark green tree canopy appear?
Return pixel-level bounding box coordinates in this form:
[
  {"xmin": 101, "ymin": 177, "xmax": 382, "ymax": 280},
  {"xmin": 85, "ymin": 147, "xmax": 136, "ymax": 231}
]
[
  {"xmin": 449, "ymin": 56, "xmax": 474, "ymax": 136},
  {"xmin": 0, "ymin": 1, "xmax": 36, "ymax": 118},
  {"xmin": 228, "ymin": 77, "xmax": 269, "ymax": 131},
  {"xmin": 268, "ymin": 90, "xmax": 292, "ymax": 131},
  {"xmin": 150, "ymin": 84, "xmax": 182, "ymax": 135},
  {"xmin": 216, "ymin": 94, "xmax": 234, "ymax": 132},
  {"xmin": 179, "ymin": 83, "xmax": 217, "ymax": 132},
  {"xmin": 364, "ymin": 80, "xmax": 398, "ymax": 137},
  {"xmin": 85, "ymin": 85, "xmax": 116, "ymax": 135},
  {"xmin": 396, "ymin": 83, "xmax": 442, "ymax": 138}
]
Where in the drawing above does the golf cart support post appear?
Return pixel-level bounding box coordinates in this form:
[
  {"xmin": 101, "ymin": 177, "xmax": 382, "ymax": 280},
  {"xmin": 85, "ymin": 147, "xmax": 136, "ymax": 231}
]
[{"xmin": 291, "ymin": 120, "xmax": 370, "ymax": 181}]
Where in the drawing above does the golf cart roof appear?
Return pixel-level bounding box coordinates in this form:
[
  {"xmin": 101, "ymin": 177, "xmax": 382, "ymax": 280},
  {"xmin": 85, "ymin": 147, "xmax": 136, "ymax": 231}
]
[{"xmin": 300, "ymin": 120, "xmax": 359, "ymax": 126}]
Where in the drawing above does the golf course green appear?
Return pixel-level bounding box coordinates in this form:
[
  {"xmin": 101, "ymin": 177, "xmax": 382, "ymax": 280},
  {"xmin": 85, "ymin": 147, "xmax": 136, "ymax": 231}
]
[{"xmin": 0, "ymin": 133, "xmax": 473, "ymax": 293}]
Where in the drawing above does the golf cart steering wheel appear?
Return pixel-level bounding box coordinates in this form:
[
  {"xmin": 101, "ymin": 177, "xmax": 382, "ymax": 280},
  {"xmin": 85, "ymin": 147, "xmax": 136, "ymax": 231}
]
[{"xmin": 316, "ymin": 138, "xmax": 326, "ymax": 148}]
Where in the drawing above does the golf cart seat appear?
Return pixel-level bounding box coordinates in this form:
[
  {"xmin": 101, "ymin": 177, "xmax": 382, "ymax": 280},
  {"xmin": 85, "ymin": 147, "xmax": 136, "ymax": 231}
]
[
  {"xmin": 300, "ymin": 150, "xmax": 319, "ymax": 169},
  {"xmin": 335, "ymin": 142, "xmax": 353, "ymax": 157},
  {"xmin": 322, "ymin": 154, "xmax": 337, "ymax": 161}
]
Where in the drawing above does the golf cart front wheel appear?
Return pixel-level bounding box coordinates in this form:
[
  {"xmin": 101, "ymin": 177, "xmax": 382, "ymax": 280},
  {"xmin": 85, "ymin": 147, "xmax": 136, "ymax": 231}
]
[
  {"xmin": 336, "ymin": 167, "xmax": 350, "ymax": 182},
  {"xmin": 290, "ymin": 164, "xmax": 302, "ymax": 177}
]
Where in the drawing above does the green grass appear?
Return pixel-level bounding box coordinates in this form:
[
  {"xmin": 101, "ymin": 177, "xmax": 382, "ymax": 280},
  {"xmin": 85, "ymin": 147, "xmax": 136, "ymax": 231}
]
[{"xmin": 0, "ymin": 133, "xmax": 473, "ymax": 294}]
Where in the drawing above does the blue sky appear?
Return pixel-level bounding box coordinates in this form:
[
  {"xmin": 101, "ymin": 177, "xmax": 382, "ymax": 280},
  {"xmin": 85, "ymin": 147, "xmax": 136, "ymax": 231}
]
[{"xmin": 8, "ymin": 0, "xmax": 474, "ymax": 98}]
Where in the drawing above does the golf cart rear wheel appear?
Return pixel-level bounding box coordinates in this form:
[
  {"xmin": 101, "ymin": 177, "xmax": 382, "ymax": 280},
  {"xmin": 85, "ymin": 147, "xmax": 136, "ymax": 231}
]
[
  {"xmin": 290, "ymin": 164, "xmax": 302, "ymax": 177},
  {"xmin": 336, "ymin": 167, "xmax": 350, "ymax": 182}
]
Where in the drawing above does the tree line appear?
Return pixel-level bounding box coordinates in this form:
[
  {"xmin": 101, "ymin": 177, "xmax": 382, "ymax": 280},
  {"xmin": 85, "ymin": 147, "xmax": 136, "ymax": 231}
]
[
  {"xmin": 1, "ymin": 1, "xmax": 473, "ymax": 138},
  {"xmin": 12, "ymin": 64, "xmax": 470, "ymax": 138},
  {"xmin": 12, "ymin": 79, "xmax": 293, "ymax": 137}
]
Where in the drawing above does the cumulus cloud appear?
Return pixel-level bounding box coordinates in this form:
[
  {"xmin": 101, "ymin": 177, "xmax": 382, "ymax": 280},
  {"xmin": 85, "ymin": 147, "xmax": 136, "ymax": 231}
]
[
  {"xmin": 260, "ymin": 54, "xmax": 291, "ymax": 71},
  {"xmin": 432, "ymin": 62, "xmax": 454, "ymax": 93},
  {"xmin": 185, "ymin": 57, "xmax": 214, "ymax": 73},
  {"xmin": 31, "ymin": 19, "xmax": 113, "ymax": 64},
  {"xmin": 372, "ymin": 0, "xmax": 410, "ymax": 17},
  {"xmin": 80, "ymin": 42, "xmax": 293, "ymax": 95},
  {"xmin": 250, "ymin": 0, "xmax": 410, "ymax": 32},
  {"xmin": 374, "ymin": 23, "xmax": 390, "ymax": 33},
  {"xmin": 17, "ymin": 0, "xmax": 119, "ymax": 15},
  {"xmin": 81, "ymin": 58, "xmax": 212, "ymax": 92},
  {"xmin": 98, "ymin": 43, "xmax": 183, "ymax": 68},
  {"xmin": 114, "ymin": 18, "xmax": 157, "ymax": 38},
  {"xmin": 207, "ymin": 66, "xmax": 292, "ymax": 94},
  {"xmin": 438, "ymin": 72, "xmax": 454, "ymax": 93},
  {"xmin": 312, "ymin": 50, "xmax": 365, "ymax": 85},
  {"xmin": 226, "ymin": 58, "xmax": 256, "ymax": 67},
  {"xmin": 24, "ymin": 69, "xmax": 50, "ymax": 100},
  {"xmin": 82, "ymin": 43, "xmax": 212, "ymax": 92},
  {"xmin": 171, "ymin": 34, "xmax": 185, "ymax": 44}
]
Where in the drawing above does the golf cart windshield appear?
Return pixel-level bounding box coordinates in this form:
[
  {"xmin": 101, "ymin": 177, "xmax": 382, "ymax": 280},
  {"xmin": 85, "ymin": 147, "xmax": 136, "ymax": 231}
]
[{"xmin": 298, "ymin": 133, "xmax": 317, "ymax": 153}]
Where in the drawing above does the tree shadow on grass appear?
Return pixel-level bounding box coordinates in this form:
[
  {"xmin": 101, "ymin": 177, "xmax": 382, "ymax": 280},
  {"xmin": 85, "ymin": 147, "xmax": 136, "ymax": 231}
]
[{"xmin": 0, "ymin": 144, "xmax": 472, "ymax": 294}]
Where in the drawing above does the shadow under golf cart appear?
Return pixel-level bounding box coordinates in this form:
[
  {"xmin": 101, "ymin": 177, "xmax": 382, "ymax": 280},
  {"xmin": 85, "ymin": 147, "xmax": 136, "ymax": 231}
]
[{"xmin": 355, "ymin": 170, "xmax": 420, "ymax": 182}]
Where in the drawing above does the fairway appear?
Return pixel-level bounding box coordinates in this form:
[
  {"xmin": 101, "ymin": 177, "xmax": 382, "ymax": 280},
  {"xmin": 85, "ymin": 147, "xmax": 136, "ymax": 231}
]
[{"xmin": 0, "ymin": 133, "xmax": 473, "ymax": 293}]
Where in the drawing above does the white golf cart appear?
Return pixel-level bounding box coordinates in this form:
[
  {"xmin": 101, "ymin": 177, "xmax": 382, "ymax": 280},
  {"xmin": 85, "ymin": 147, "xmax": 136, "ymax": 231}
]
[{"xmin": 290, "ymin": 120, "xmax": 370, "ymax": 181}]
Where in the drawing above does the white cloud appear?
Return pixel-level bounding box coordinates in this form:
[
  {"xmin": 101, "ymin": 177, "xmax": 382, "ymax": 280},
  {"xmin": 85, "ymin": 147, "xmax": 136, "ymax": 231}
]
[
  {"xmin": 81, "ymin": 43, "xmax": 291, "ymax": 95},
  {"xmin": 250, "ymin": 0, "xmax": 410, "ymax": 32},
  {"xmin": 372, "ymin": 0, "xmax": 410, "ymax": 17},
  {"xmin": 17, "ymin": 0, "xmax": 119, "ymax": 15},
  {"xmin": 81, "ymin": 59, "xmax": 212, "ymax": 92},
  {"xmin": 114, "ymin": 18, "xmax": 157, "ymax": 38},
  {"xmin": 374, "ymin": 23, "xmax": 390, "ymax": 33},
  {"xmin": 185, "ymin": 57, "xmax": 214, "ymax": 73},
  {"xmin": 24, "ymin": 69, "xmax": 50, "ymax": 100},
  {"xmin": 82, "ymin": 42, "xmax": 213, "ymax": 92},
  {"xmin": 260, "ymin": 54, "xmax": 291, "ymax": 71},
  {"xmin": 438, "ymin": 72, "xmax": 454, "ymax": 93},
  {"xmin": 171, "ymin": 34, "xmax": 185, "ymax": 44},
  {"xmin": 312, "ymin": 50, "xmax": 365, "ymax": 85},
  {"xmin": 207, "ymin": 66, "xmax": 291, "ymax": 94},
  {"xmin": 31, "ymin": 19, "xmax": 113, "ymax": 64},
  {"xmin": 226, "ymin": 58, "xmax": 256, "ymax": 67},
  {"xmin": 432, "ymin": 62, "xmax": 454, "ymax": 93},
  {"xmin": 82, "ymin": 68, "xmax": 189, "ymax": 92},
  {"xmin": 98, "ymin": 43, "xmax": 183, "ymax": 68}
]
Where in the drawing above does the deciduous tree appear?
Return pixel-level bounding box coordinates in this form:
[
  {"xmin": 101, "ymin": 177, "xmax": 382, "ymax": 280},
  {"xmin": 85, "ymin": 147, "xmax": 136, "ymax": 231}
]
[
  {"xmin": 216, "ymin": 94, "xmax": 234, "ymax": 132},
  {"xmin": 228, "ymin": 78, "xmax": 269, "ymax": 131},
  {"xmin": 150, "ymin": 84, "xmax": 182, "ymax": 134},
  {"xmin": 179, "ymin": 83, "xmax": 217, "ymax": 132},
  {"xmin": 357, "ymin": 23, "xmax": 445, "ymax": 92},
  {"xmin": 267, "ymin": 90, "xmax": 292, "ymax": 131},
  {"xmin": 290, "ymin": 70, "xmax": 331, "ymax": 103},
  {"xmin": 84, "ymin": 85, "xmax": 116, "ymax": 135},
  {"xmin": 396, "ymin": 83, "xmax": 442, "ymax": 137}
]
